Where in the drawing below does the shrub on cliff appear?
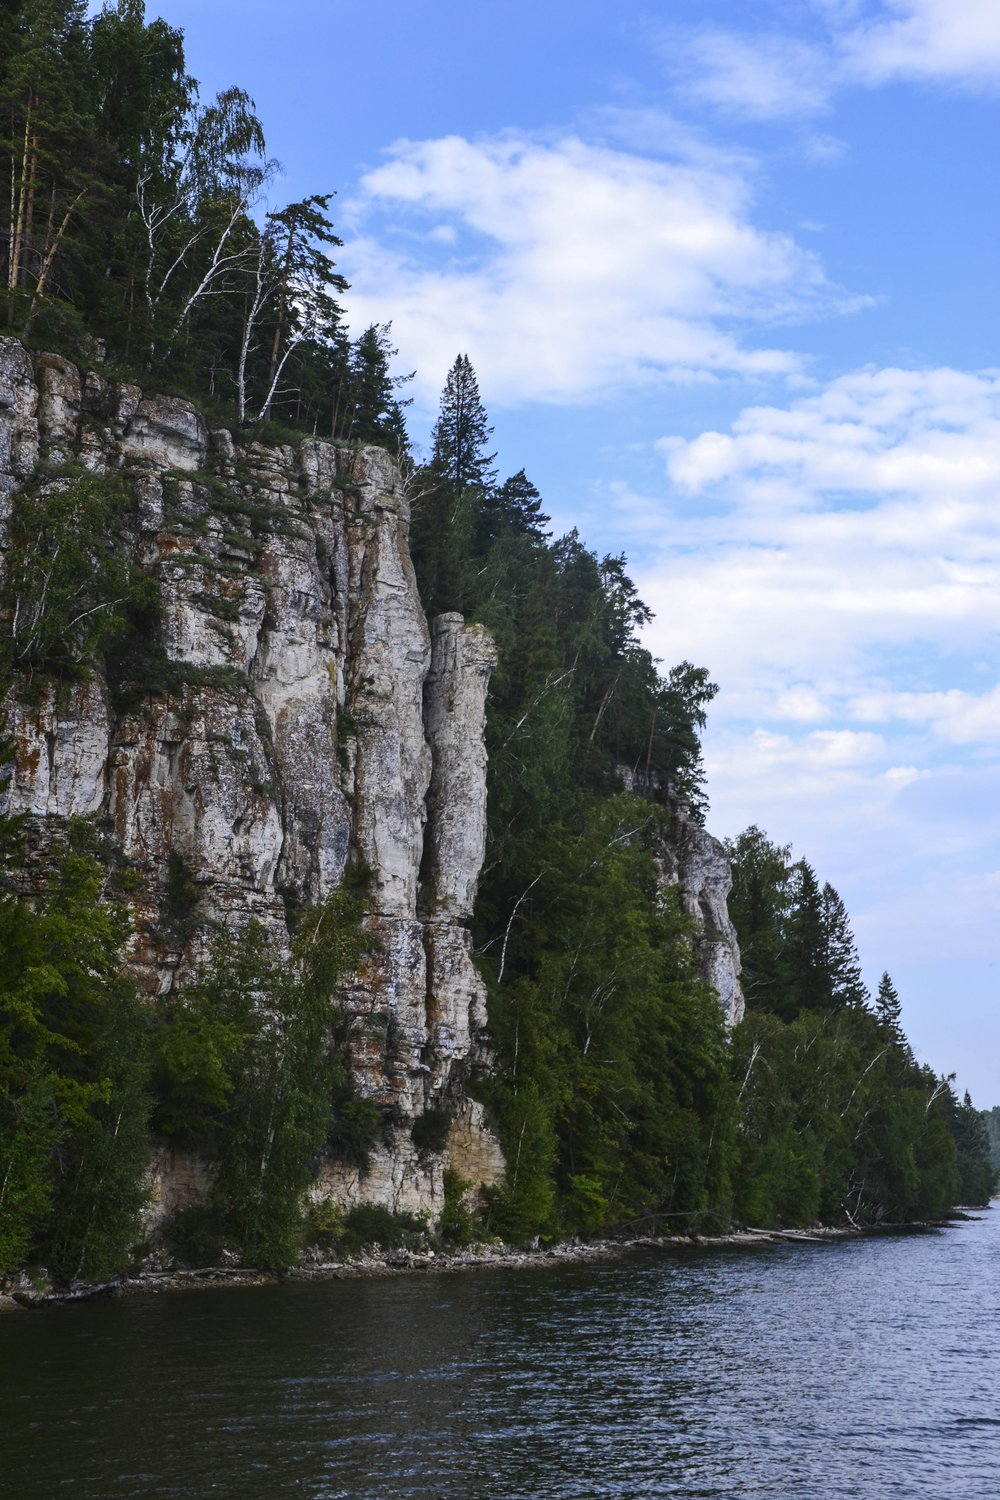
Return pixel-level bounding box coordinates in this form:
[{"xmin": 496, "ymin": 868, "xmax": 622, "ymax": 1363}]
[{"xmin": 153, "ymin": 886, "xmax": 375, "ymax": 1268}]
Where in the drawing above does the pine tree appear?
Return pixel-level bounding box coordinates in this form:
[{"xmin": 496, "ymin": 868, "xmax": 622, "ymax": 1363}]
[
  {"xmin": 785, "ymin": 861, "xmax": 828, "ymax": 1011},
  {"xmin": 1, "ymin": 0, "xmax": 96, "ymax": 329},
  {"xmin": 724, "ymin": 825, "xmax": 793, "ymax": 1017},
  {"xmin": 821, "ymin": 882, "xmax": 869, "ymax": 1008},
  {"xmin": 875, "ymin": 971, "xmax": 905, "ymax": 1041},
  {"xmin": 428, "ymin": 353, "xmax": 496, "ymax": 489},
  {"xmin": 410, "ymin": 353, "xmax": 497, "ymax": 616},
  {"xmin": 480, "ymin": 467, "xmax": 550, "ymax": 548},
  {"xmin": 343, "ymin": 323, "xmax": 412, "ymax": 450}
]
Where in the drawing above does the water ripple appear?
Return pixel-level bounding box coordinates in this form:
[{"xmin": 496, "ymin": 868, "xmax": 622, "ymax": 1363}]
[{"xmin": 3, "ymin": 1213, "xmax": 1000, "ymax": 1497}]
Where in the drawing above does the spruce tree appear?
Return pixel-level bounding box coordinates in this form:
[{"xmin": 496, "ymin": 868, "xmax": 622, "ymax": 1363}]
[
  {"xmin": 785, "ymin": 861, "xmax": 828, "ymax": 1011},
  {"xmin": 481, "ymin": 467, "xmax": 550, "ymax": 547},
  {"xmin": 821, "ymin": 883, "xmax": 870, "ymax": 1009},
  {"xmin": 724, "ymin": 826, "xmax": 793, "ymax": 1017},
  {"xmin": 875, "ymin": 970, "xmax": 906, "ymax": 1044},
  {"xmin": 429, "ymin": 353, "xmax": 496, "ymax": 489},
  {"xmin": 410, "ymin": 353, "xmax": 496, "ymax": 616},
  {"xmin": 343, "ymin": 323, "xmax": 413, "ymax": 449}
]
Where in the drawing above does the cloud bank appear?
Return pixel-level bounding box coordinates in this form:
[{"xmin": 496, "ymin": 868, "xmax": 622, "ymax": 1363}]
[
  {"xmin": 340, "ymin": 131, "xmax": 858, "ymax": 406},
  {"xmin": 643, "ymin": 365, "xmax": 1000, "ymax": 703}
]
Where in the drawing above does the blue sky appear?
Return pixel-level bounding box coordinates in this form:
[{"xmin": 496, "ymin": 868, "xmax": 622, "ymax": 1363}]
[{"xmin": 141, "ymin": 0, "xmax": 1000, "ymax": 1105}]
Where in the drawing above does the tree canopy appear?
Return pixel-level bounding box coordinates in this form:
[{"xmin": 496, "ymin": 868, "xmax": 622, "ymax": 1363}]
[{"xmin": 0, "ymin": 0, "xmax": 410, "ymax": 443}]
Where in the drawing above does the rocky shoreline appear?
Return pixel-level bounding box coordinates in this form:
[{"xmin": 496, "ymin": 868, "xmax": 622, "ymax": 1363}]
[{"xmin": 3, "ymin": 1216, "xmax": 976, "ymax": 1312}]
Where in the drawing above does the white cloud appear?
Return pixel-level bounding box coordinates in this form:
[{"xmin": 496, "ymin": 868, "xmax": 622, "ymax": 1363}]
[
  {"xmin": 849, "ymin": 685, "xmax": 1000, "ymax": 743},
  {"xmin": 340, "ymin": 132, "xmax": 856, "ymax": 406},
  {"xmin": 667, "ymin": 31, "xmax": 834, "ymax": 117},
  {"xmin": 657, "ymin": 2, "xmax": 1000, "ymax": 124},
  {"xmin": 843, "ymin": 0, "xmax": 1000, "ymax": 86},
  {"xmin": 628, "ymin": 358, "xmax": 1000, "ymax": 1048},
  {"xmin": 661, "ymin": 365, "xmax": 1000, "ymax": 511},
  {"xmin": 631, "ymin": 365, "xmax": 1000, "ymax": 727}
]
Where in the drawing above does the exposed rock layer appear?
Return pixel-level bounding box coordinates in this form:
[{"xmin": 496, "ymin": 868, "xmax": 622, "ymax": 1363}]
[{"xmin": 0, "ymin": 338, "xmax": 503, "ymax": 1221}]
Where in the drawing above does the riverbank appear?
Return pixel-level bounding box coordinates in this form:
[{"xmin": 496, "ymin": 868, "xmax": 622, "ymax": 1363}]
[{"xmin": 3, "ymin": 1213, "xmax": 979, "ymax": 1311}]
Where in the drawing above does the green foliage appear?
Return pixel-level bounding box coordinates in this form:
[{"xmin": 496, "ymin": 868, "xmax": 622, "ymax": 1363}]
[
  {"xmin": 302, "ymin": 1197, "xmax": 443, "ymax": 1256},
  {"xmin": 324, "ymin": 1084, "xmax": 381, "ymax": 1170},
  {"xmin": 725, "ymin": 828, "xmax": 869, "ymax": 1021},
  {"xmin": 0, "ymin": 1068, "xmax": 61, "ymax": 1271},
  {"xmin": 979, "ymin": 1104, "xmax": 1000, "ymax": 1174},
  {"xmin": 421, "ymin": 444, "xmax": 719, "ymax": 834},
  {"xmin": 161, "ymin": 850, "xmax": 200, "ymax": 944},
  {"xmin": 438, "ymin": 1169, "xmax": 480, "ymax": 1246},
  {"xmin": 162, "ymin": 1204, "xmax": 225, "ymax": 1266},
  {"xmin": 302, "ymin": 1196, "xmax": 344, "ymax": 1252},
  {"xmin": 0, "ymin": 3, "xmax": 407, "ymax": 445},
  {"xmin": 338, "ymin": 1203, "xmax": 429, "ymax": 1254},
  {"xmin": 726, "ymin": 826, "xmax": 996, "ymax": 1226},
  {"xmin": 153, "ymin": 883, "xmax": 374, "ymax": 1267},
  {"xmin": 45, "ymin": 980, "xmax": 152, "ymax": 1281},
  {"xmin": 481, "ymin": 797, "xmax": 734, "ymax": 1241},
  {"xmin": 948, "ymin": 1092, "xmax": 996, "ymax": 1206},
  {"xmin": 0, "ymin": 821, "xmax": 151, "ymax": 1279},
  {"xmin": 411, "ymin": 1106, "xmax": 451, "ymax": 1157},
  {"xmin": 1, "ymin": 473, "xmax": 142, "ymax": 682}
]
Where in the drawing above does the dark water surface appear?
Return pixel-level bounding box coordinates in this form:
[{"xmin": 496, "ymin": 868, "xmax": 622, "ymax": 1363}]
[{"xmin": 4, "ymin": 1211, "xmax": 1000, "ymax": 1499}]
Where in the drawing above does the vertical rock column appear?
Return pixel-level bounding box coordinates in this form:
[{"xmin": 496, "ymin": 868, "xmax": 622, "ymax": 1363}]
[
  {"xmin": 422, "ymin": 613, "xmax": 506, "ymax": 1191},
  {"xmin": 341, "ymin": 450, "xmax": 433, "ymax": 1111}
]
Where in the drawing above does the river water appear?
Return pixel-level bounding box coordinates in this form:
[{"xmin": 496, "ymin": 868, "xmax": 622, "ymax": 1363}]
[{"xmin": 4, "ymin": 1210, "xmax": 1000, "ymax": 1499}]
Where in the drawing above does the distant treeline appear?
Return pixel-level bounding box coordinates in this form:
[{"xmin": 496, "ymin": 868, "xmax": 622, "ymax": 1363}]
[{"xmin": 980, "ymin": 1108, "xmax": 1000, "ymax": 1175}]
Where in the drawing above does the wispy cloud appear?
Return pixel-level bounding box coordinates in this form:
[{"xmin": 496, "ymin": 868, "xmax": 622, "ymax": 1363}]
[
  {"xmin": 340, "ymin": 131, "xmax": 860, "ymax": 407},
  {"xmin": 655, "ymin": 1, "xmax": 1000, "ymax": 124},
  {"xmin": 664, "ymin": 31, "xmax": 835, "ymax": 118},
  {"xmin": 613, "ymin": 364, "xmax": 1000, "ymax": 927},
  {"xmin": 643, "ymin": 366, "xmax": 1000, "ymax": 691}
]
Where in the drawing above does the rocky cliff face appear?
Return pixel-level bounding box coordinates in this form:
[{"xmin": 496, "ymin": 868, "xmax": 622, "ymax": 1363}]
[
  {"xmin": 0, "ymin": 337, "xmax": 503, "ymax": 1223},
  {"xmin": 657, "ymin": 803, "xmax": 745, "ymax": 1029},
  {"xmin": 0, "ymin": 338, "xmax": 742, "ymax": 1229},
  {"xmin": 618, "ymin": 767, "xmax": 744, "ymax": 1029}
]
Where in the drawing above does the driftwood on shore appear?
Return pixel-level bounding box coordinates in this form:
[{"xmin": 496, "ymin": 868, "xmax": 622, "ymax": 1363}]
[{"xmin": 11, "ymin": 1278, "xmax": 124, "ymax": 1310}]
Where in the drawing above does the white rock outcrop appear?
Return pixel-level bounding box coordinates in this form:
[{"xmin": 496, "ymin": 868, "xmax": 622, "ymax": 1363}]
[
  {"xmin": 0, "ymin": 337, "xmax": 504, "ymax": 1220},
  {"xmin": 658, "ymin": 802, "xmax": 745, "ymax": 1028}
]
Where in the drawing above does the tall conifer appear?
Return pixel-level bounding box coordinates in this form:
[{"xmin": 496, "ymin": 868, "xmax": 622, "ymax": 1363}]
[{"xmin": 411, "ymin": 353, "xmax": 496, "ymax": 615}]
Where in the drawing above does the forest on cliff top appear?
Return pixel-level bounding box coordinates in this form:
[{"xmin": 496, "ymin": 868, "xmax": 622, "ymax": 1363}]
[{"xmin": 0, "ymin": 1, "xmax": 992, "ymax": 1282}]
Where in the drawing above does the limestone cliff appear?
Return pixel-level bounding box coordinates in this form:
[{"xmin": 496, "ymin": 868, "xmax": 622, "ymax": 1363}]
[
  {"xmin": 657, "ymin": 802, "xmax": 745, "ymax": 1029},
  {"xmin": 0, "ymin": 337, "xmax": 503, "ymax": 1222},
  {"xmin": 0, "ymin": 337, "xmax": 742, "ymax": 1231},
  {"xmin": 618, "ymin": 767, "xmax": 744, "ymax": 1029}
]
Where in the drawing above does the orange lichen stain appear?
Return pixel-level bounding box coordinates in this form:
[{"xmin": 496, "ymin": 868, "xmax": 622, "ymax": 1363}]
[
  {"xmin": 131, "ymin": 753, "xmax": 152, "ymax": 797},
  {"xmin": 156, "ymin": 532, "xmax": 194, "ymax": 556},
  {"xmin": 112, "ymin": 767, "xmax": 130, "ymax": 842},
  {"xmin": 19, "ymin": 742, "xmax": 42, "ymax": 780}
]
